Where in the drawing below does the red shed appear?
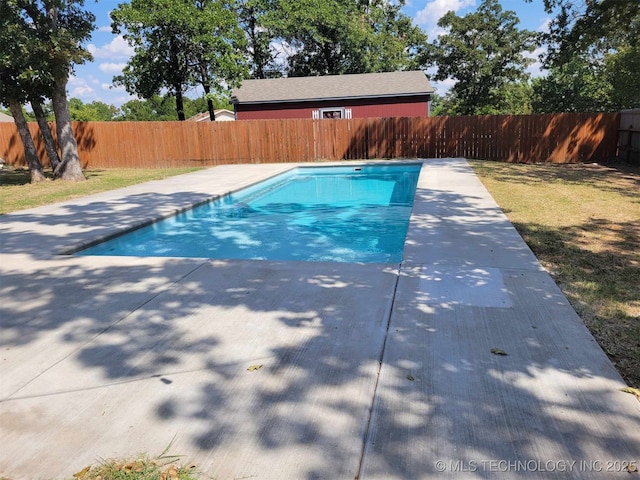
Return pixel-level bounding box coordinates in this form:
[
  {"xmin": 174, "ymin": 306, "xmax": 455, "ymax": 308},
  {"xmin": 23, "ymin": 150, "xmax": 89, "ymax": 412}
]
[{"xmin": 231, "ymin": 71, "xmax": 434, "ymax": 121}]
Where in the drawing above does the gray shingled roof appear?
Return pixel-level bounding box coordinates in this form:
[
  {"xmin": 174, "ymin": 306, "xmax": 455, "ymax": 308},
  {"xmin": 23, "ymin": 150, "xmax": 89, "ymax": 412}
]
[{"xmin": 231, "ymin": 71, "xmax": 434, "ymax": 104}]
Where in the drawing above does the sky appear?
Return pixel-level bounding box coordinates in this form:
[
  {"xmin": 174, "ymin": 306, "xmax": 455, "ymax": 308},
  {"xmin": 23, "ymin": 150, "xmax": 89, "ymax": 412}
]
[{"xmin": 70, "ymin": 0, "xmax": 552, "ymax": 107}]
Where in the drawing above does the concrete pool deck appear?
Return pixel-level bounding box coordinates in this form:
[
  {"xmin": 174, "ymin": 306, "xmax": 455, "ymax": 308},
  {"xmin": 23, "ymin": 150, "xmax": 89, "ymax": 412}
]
[{"xmin": 0, "ymin": 158, "xmax": 638, "ymax": 478}]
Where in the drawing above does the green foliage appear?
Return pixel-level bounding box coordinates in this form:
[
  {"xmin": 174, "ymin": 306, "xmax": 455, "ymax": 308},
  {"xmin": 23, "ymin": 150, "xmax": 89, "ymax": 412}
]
[
  {"xmin": 115, "ymin": 94, "xmax": 227, "ymax": 121},
  {"xmin": 0, "ymin": 0, "xmax": 94, "ymax": 100},
  {"xmin": 254, "ymin": 0, "xmax": 426, "ymax": 77},
  {"xmin": 532, "ymin": 57, "xmax": 606, "ymax": 113},
  {"xmin": 422, "ymin": 0, "xmax": 537, "ymax": 116},
  {"xmin": 428, "ymin": 93, "xmax": 447, "ymax": 116},
  {"xmin": 529, "ymin": 0, "xmax": 640, "ymax": 112},
  {"xmin": 606, "ymin": 43, "xmax": 640, "ymax": 110},
  {"xmin": 534, "ymin": 0, "xmax": 640, "ymax": 67},
  {"xmin": 115, "ymin": 97, "xmax": 174, "ymax": 122},
  {"xmin": 489, "ymin": 81, "xmax": 533, "ymax": 115},
  {"xmin": 434, "ymin": 81, "xmax": 533, "ymax": 116},
  {"xmin": 111, "ymin": 0, "xmax": 247, "ymax": 120},
  {"xmin": 532, "ymin": 45, "xmax": 640, "ymax": 113},
  {"xmin": 19, "ymin": 95, "xmax": 230, "ymax": 122},
  {"xmin": 68, "ymin": 98, "xmax": 118, "ymax": 121},
  {"xmin": 237, "ymin": 0, "xmax": 281, "ymax": 78}
]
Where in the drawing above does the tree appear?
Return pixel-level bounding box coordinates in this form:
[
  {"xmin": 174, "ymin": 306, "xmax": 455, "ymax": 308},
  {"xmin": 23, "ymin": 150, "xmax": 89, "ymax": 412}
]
[
  {"xmin": 114, "ymin": 94, "xmax": 228, "ymax": 121},
  {"xmin": 531, "ymin": 56, "xmax": 607, "ymax": 113},
  {"xmin": 605, "ymin": 43, "xmax": 640, "ymax": 110},
  {"xmin": 530, "ymin": 0, "xmax": 640, "ymax": 112},
  {"xmin": 0, "ymin": 0, "xmax": 45, "ymax": 182},
  {"xmin": 268, "ymin": 0, "xmax": 426, "ymax": 76},
  {"xmin": 236, "ymin": 0, "xmax": 281, "ymax": 78},
  {"xmin": 6, "ymin": 100, "xmax": 46, "ymax": 181},
  {"xmin": 111, "ymin": 0, "xmax": 247, "ymax": 121},
  {"xmin": 192, "ymin": 0, "xmax": 248, "ymax": 120},
  {"xmin": 360, "ymin": 0, "xmax": 428, "ymax": 73},
  {"xmin": 533, "ymin": 0, "xmax": 640, "ymax": 67},
  {"xmin": 18, "ymin": 1, "xmax": 95, "ymax": 181},
  {"xmin": 31, "ymin": 97, "xmax": 61, "ymax": 171},
  {"xmin": 1, "ymin": 1, "xmax": 94, "ymax": 181},
  {"xmin": 531, "ymin": 44, "xmax": 640, "ymax": 114},
  {"xmin": 490, "ymin": 81, "xmax": 533, "ymax": 115},
  {"xmin": 68, "ymin": 98, "xmax": 118, "ymax": 121},
  {"xmin": 422, "ymin": 0, "xmax": 537, "ymax": 115}
]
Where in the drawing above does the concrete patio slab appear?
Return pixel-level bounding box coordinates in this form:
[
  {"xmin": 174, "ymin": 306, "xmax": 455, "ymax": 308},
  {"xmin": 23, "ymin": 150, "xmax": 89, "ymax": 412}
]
[
  {"xmin": 361, "ymin": 267, "xmax": 639, "ymax": 479},
  {"xmin": 1, "ymin": 158, "xmax": 638, "ymax": 479},
  {"xmin": 2, "ymin": 259, "xmax": 398, "ymax": 479}
]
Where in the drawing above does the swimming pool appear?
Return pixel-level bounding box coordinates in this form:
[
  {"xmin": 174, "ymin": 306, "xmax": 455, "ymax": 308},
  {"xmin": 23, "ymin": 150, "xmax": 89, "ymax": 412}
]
[{"xmin": 76, "ymin": 163, "xmax": 421, "ymax": 263}]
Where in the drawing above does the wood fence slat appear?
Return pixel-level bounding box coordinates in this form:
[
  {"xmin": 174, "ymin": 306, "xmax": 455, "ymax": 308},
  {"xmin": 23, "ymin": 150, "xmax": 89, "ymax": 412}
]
[{"xmin": 0, "ymin": 113, "xmax": 621, "ymax": 169}]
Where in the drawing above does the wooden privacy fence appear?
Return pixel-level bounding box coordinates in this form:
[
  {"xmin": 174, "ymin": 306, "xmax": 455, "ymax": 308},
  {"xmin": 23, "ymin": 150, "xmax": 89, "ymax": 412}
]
[
  {"xmin": 618, "ymin": 109, "xmax": 640, "ymax": 163},
  {"xmin": 0, "ymin": 112, "xmax": 620, "ymax": 169}
]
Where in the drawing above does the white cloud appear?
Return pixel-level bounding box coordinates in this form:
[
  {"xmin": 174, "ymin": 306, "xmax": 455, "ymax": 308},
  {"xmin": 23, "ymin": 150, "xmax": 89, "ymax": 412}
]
[
  {"xmin": 102, "ymin": 83, "xmax": 124, "ymax": 91},
  {"xmin": 115, "ymin": 94, "xmax": 137, "ymax": 104},
  {"xmin": 537, "ymin": 17, "xmax": 551, "ymax": 33},
  {"xmin": 432, "ymin": 77, "xmax": 457, "ymax": 95},
  {"xmin": 66, "ymin": 75, "xmax": 98, "ymax": 100},
  {"xmin": 525, "ymin": 46, "xmax": 547, "ymax": 78},
  {"xmin": 414, "ymin": 0, "xmax": 476, "ymax": 29},
  {"xmin": 71, "ymin": 85, "xmax": 96, "ymax": 98},
  {"xmin": 87, "ymin": 35, "xmax": 134, "ymax": 60},
  {"xmin": 97, "ymin": 25, "xmax": 112, "ymax": 33},
  {"xmin": 99, "ymin": 62, "xmax": 127, "ymax": 73}
]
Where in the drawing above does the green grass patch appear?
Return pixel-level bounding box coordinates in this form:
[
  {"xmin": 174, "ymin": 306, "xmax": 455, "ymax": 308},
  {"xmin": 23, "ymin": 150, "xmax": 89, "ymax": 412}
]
[
  {"xmin": 72, "ymin": 457, "xmax": 198, "ymax": 480},
  {"xmin": 470, "ymin": 160, "xmax": 640, "ymax": 388},
  {"xmin": 72, "ymin": 442, "xmax": 199, "ymax": 480},
  {"xmin": 0, "ymin": 167, "xmax": 202, "ymax": 214}
]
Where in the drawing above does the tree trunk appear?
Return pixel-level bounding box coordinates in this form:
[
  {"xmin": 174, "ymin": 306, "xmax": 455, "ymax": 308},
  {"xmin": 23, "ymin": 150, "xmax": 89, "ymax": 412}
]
[
  {"xmin": 206, "ymin": 95, "xmax": 216, "ymax": 121},
  {"xmin": 30, "ymin": 98, "xmax": 61, "ymax": 171},
  {"xmin": 8, "ymin": 98, "xmax": 45, "ymax": 183},
  {"xmin": 51, "ymin": 74, "xmax": 85, "ymax": 181},
  {"xmin": 175, "ymin": 87, "xmax": 186, "ymax": 121},
  {"xmin": 248, "ymin": 8, "xmax": 266, "ymax": 79},
  {"xmin": 200, "ymin": 75, "xmax": 216, "ymax": 121}
]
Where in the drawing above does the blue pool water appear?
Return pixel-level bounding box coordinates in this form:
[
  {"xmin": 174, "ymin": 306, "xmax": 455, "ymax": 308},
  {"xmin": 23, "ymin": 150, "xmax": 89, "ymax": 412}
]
[{"xmin": 77, "ymin": 163, "xmax": 421, "ymax": 263}]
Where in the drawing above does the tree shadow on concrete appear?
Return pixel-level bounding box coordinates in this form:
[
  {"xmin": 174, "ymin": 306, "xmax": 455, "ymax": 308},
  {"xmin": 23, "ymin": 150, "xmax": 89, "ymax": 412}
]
[
  {"xmin": 358, "ymin": 180, "xmax": 640, "ymax": 479},
  {"xmin": 0, "ymin": 191, "xmax": 215, "ymax": 255},
  {"xmin": 1, "ymin": 169, "xmax": 638, "ymax": 479},
  {"xmin": 514, "ymin": 218, "xmax": 640, "ymax": 388}
]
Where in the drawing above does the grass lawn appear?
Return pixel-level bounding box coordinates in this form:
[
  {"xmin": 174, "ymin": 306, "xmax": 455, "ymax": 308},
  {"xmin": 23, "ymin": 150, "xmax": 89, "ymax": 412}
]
[
  {"xmin": 0, "ymin": 167, "xmax": 202, "ymax": 214},
  {"xmin": 470, "ymin": 160, "xmax": 640, "ymax": 388}
]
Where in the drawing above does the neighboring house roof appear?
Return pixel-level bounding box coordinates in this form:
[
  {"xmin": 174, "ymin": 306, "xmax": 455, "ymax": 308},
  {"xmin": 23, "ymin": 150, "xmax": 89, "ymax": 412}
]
[
  {"xmin": 0, "ymin": 112, "xmax": 14, "ymax": 122},
  {"xmin": 187, "ymin": 109, "xmax": 235, "ymax": 122},
  {"xmin": 231, "ymin": 71, "xmax": 434, "ymax": 105}
]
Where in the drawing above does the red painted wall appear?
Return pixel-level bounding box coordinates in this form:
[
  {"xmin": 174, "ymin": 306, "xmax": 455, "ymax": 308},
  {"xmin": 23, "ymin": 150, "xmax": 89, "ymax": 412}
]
[{"xmin": 235, "ymin": 95, "xmax": 430, "ymax": 120}]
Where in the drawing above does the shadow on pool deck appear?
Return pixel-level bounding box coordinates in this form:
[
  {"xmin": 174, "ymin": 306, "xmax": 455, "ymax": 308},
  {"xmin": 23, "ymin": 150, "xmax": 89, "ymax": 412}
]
[{"xmin": 0, "ymin": 159, "xmax": 638, "ymax": 479}]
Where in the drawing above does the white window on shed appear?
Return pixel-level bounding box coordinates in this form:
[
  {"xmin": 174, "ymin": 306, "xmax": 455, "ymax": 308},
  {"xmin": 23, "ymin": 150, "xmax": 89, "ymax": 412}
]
[
  {"xmin": 345, "ymin": 108, "xmax": 352, "ymax": 119},
  {"xmin": 319, "ymin": 107, "xmax": 345, "ymax": 119},
  {"xmin": 312, "ymin": 110, "xmax": 320, "ymax": 119}
]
